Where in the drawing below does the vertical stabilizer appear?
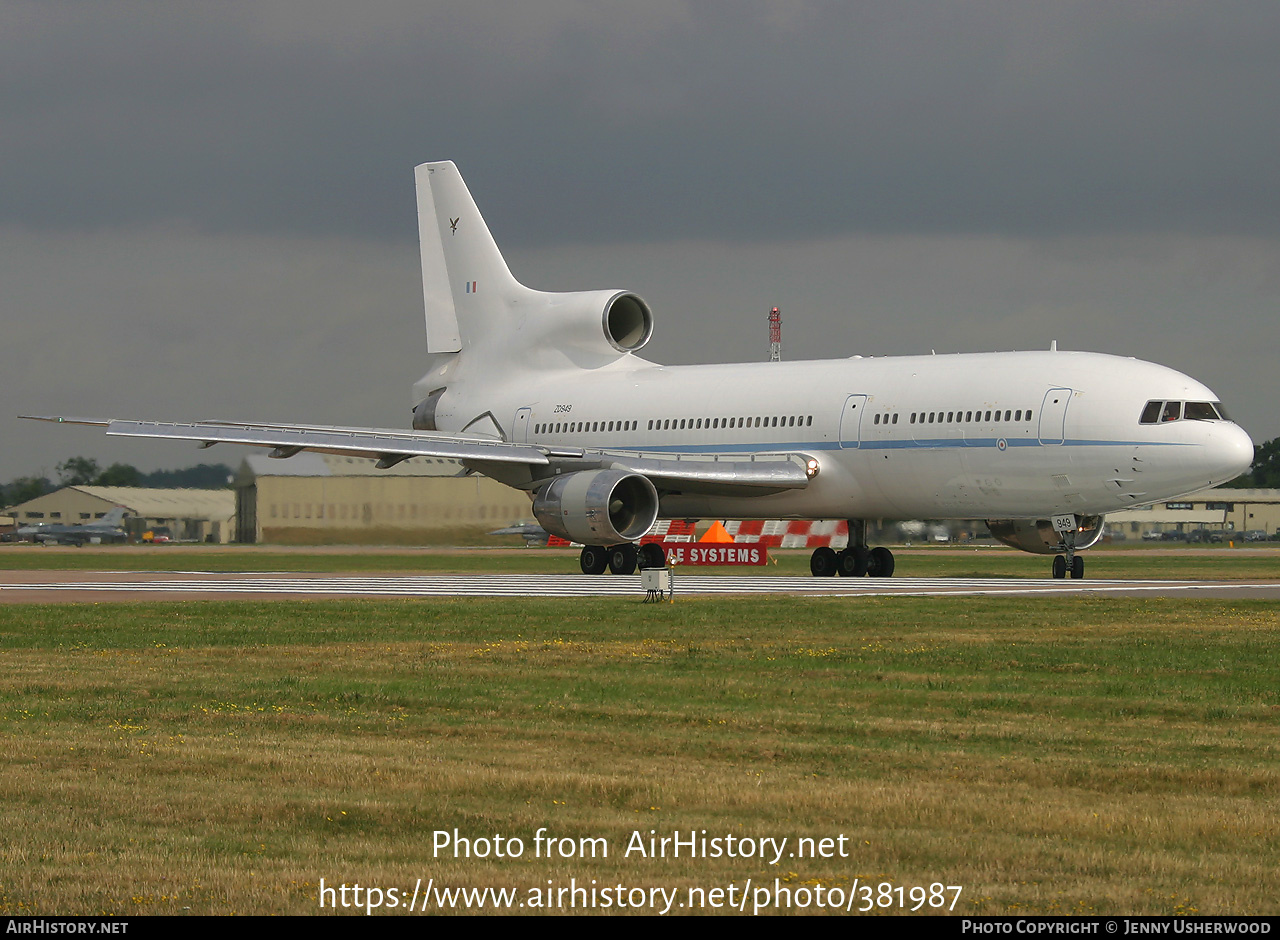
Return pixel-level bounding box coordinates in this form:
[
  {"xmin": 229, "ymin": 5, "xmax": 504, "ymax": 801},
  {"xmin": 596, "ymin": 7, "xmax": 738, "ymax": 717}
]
[
  {"xmin": 99, "ymin": 507, "xmax": 127, "ymax": 526},
  {"xmin": 415, "ymin": 161, "xmax": 527, "ymax": 353},
  {"xmin": 415, "ymin": 164, "xmax": 461, "ymax": 353}
]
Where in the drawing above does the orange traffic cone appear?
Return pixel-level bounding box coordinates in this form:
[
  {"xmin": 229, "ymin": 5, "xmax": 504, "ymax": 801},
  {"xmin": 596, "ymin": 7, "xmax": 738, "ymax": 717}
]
[{"xmin": 700, "ymin": 521, "xmax": 734, "ymax": 543}]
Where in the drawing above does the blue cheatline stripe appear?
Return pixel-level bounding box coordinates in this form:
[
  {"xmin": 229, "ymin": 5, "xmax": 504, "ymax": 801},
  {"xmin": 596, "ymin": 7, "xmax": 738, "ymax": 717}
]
[
  {"xmin": 856, "ymin": 437, "xmax": 1190, "ymax": 450},
  {"xmin": 579, "ymin": 437, "xmax": 1193, "ymax": 455}
]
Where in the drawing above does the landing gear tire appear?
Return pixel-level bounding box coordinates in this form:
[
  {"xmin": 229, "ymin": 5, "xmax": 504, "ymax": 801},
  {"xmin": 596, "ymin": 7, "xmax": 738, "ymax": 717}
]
[
  {"xmin": 868, "ymin": 546, "xmax": 895, "ymax": 578},
  {"xmin": 580, "ymin": 545, "xmax": 609, "ymax": 575},
  {"xmin": 608, "ymin": 543, "xmax": 637, "ymax": 575},
  {"xmin": 837, "ymin": 547, "xmax": 870, "ymax": 577},
  {"xmin": 637, "ymin": 543, "xmax": 666, "ymax": 569},
  {"xmin": 1052, "ymin": 555, "xmax": 1067, "ymax": 579},
  {"xmin": 1071, "ymin": 556, "xmax": 1085, "ymax": 580},
  {"xmin": 810, "ymin": 546, "xmax": 838, "ymax": 577}
]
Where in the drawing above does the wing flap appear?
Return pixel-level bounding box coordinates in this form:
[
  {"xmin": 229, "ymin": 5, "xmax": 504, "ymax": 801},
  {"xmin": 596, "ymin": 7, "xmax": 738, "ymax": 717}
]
[
  {"xmin": 22, "ymin": 416, "xmax": 814, "ymax": 494},
  {"xmin": 596, "ymin": 452, "xmax": 811, "ymax": 492},
  {"xmin": 22, "ymin": 416, "xmax": 550, "ymax": 466},
  {"xmin": 106, "ymin": 419, "xmax": 552, "ymax": 465}
]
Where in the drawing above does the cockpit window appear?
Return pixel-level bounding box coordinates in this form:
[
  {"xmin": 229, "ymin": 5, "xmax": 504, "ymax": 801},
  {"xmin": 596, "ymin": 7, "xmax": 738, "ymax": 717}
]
[
  {"xmin": 1141, "ymin": 399, "xmax": 1231, "ymax": 425},
  {"xmin": 1184, "ymin": 401, "xmax": 1219, "ymax": 421}
]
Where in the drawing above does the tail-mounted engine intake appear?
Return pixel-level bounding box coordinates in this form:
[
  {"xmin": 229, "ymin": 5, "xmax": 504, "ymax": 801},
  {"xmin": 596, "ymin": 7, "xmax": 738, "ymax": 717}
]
[
  {"xmin": 601, "ymin": 292, "xmax": 653, "ymax": 352},
  {"xmin": 533, "ymin": 290, "xmax": 653, "ymax": 362},
  {"xmin": 985, "ymin": 515, "xmax": 1106, "ymax": 555},
  {"xmin": 532, "ymin": 469, "xmax": 659, "ymax": 546}
]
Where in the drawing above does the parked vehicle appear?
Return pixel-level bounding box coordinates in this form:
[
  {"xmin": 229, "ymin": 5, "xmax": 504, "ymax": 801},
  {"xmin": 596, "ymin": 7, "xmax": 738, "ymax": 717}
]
[{"xmin": 1188, "ymin": 529, "xmax": 1224, "ymax": 543}]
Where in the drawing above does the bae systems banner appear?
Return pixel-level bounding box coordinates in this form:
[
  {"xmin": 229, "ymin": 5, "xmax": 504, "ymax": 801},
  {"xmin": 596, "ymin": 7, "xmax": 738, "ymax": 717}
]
[{"xmin": 656, "ymin": 543, "xmax": 768, "ymax": 566}]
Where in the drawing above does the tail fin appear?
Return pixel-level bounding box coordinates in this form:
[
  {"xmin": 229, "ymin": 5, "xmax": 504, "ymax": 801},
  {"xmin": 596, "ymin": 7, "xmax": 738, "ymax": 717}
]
[
  {"xmin": 100, "ymin": 507, "xmax": 127, "ymax": 526},
  {"xmin": 412, "ymin": 161, "xmax": 652, "ymax": 406},
  {"xmin": 415, "ymin": 161, "xmax": 529, "ymax": 353}
]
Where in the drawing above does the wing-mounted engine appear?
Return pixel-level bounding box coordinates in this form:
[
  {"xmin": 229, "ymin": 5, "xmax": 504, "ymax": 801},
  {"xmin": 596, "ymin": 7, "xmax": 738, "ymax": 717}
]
[
  {"xmin": 985, "ymin": 515, "xmax": 1106, "ymax": 555},
  {"xmin": 532, "ymin": 469, "xmax": 659, "ymax": 545}
]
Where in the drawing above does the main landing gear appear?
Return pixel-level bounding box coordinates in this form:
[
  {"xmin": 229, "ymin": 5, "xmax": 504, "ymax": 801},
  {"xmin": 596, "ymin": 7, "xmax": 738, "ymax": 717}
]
[
  {"xmin": 580, "ymin": 543, "xmax": 666, "ymax": 575},
  {"xmin": 811, "ymin": 519, "xmax": 895, "ymax": 578}
]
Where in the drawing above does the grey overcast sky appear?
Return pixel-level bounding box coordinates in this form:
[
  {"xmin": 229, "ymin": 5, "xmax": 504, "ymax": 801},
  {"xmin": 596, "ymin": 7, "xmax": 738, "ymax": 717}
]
[{"xmin": 3, "ymin": 0, "xmax": 1278, "ymax": 483}]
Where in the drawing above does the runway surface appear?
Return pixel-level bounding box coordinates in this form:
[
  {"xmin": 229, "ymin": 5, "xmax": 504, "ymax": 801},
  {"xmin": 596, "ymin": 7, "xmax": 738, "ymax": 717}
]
[{"xmin": 4, "ymin": 571, "xmax": 1280, "ymax": 601}]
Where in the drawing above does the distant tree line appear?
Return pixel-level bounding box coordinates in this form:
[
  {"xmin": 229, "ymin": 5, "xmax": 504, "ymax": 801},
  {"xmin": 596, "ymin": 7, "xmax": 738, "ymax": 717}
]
[{"xmin": 1, "ymin": 457, "xmax": 234, "ymax": 508}]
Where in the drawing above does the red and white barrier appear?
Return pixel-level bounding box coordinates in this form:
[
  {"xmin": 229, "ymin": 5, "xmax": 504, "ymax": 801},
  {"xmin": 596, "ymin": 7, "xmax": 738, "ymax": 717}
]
[
  {"xmin": 720, "ymin": 520, "xmax": 848, "ymax": 548},
  {"xmin": 546, "ymin": 519, "xmax": 847, "ymax": 549},
  {"xmin": 546, "ymin": 519, "xmax": 696, "ymax": 548}
]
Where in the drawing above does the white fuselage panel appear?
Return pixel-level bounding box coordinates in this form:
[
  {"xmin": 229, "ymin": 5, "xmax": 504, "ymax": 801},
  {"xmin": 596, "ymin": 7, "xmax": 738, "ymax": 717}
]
[{"xmin": 439, "ymin": 349, "xmax": 1252, "ymax": 522}]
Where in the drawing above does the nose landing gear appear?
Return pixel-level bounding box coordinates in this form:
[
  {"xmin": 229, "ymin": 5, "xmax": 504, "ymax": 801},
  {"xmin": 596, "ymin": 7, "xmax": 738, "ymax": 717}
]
[{"xmin": 1051, "ymin": 522, "xmax": 1087, "ymax": 579}]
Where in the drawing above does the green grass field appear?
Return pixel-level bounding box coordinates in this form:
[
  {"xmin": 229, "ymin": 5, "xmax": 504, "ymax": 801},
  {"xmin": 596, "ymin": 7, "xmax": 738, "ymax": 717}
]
[{"xmin": 0, "ymin": 592, "xmax": 1276, "ymax": 915}]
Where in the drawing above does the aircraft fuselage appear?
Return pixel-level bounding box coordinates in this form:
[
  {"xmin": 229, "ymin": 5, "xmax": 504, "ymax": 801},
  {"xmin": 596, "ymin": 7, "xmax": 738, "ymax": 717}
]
[{"xmin": 439, "ymin": 349, "xmax": 1251, "ymax": 522}]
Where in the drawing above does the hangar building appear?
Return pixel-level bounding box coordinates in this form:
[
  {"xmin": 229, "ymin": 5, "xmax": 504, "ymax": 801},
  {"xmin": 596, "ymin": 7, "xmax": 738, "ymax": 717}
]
[
  {"xmin": 1106, "ymin": 487, "xmax": 1280, "ymax": 539},
  {"xmin": 4, "ymin": 486, "xmax": 236, "ymax": 542},
  {"xmin": 233, "ymin": 453, "xmax": 533, "ymax": 543}
]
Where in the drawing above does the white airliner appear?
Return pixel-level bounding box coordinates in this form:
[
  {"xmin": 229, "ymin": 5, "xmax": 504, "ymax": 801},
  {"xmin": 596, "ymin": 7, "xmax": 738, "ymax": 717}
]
[{"xmin": 26, "ymin": 161, "xmax": 1254, "ymax": 579}]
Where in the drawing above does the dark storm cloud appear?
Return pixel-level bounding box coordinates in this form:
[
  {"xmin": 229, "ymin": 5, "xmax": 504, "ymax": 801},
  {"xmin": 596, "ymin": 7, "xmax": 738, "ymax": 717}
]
[
  {"xmin": 4, "ymin": 1, "xmax": 1280, "ymax": 244},
  {"xmin": 3, "ymin": 1, "xmax": 1278, "ymax": 484}
]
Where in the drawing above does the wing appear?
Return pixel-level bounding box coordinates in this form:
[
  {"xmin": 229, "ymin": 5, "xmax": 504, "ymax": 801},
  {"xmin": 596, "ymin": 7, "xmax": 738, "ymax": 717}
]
[{"xmin": 21, "ymin": 416, "xmax": 816, "ymax": 496}]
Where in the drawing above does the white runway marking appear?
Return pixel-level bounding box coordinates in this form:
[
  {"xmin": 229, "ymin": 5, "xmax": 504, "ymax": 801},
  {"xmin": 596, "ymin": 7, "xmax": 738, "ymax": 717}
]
[{"xmin": 4, "ymin": 574, "xmax": 1280, "ymax": 599}]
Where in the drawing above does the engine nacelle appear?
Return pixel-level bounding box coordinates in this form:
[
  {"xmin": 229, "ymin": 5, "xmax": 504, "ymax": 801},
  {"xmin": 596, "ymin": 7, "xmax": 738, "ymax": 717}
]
[
  {"xmin": 532, "ymin": 469, "xmax": 659, "ymax": 546},
  {"xmin": 985, "ymin": 515, "xmax": 1106, "ymax": 555}
]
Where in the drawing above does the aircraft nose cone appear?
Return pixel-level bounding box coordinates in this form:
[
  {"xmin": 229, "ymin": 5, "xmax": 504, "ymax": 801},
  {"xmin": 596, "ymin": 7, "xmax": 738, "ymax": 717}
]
[{"xmin": 1213, "ymin": 423, "xmax": 1254, "ymax": 484}]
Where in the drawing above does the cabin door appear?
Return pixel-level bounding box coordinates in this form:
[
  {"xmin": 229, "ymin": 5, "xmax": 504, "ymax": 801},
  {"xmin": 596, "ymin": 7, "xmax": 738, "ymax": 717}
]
[
  {"xmin": 839, "ymin": 395, "xmax": 868, "ymax": 449},
  {"xmin": 1037, "ymin": 388, "xmax": 1071, "ymax": 445},
  {"xmin": 513, "ymin": 407, "xmax": 532, "ymax": 443}
]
